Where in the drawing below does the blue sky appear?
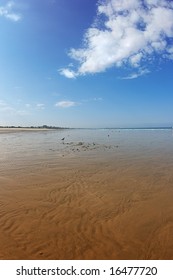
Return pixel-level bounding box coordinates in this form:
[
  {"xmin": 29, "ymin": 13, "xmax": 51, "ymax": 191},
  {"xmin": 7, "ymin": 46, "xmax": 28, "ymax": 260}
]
[{"xmin": 0, "ymin": 0, "xmax": 173, "ymax": 128}]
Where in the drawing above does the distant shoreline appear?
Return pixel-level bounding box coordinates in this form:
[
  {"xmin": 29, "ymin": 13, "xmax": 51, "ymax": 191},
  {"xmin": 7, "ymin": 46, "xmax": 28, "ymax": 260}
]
[
  {"xmin": 0, "ymin": 126, "xmax": 68, "ymax": 133},
  {"xmin": 0, "ymin": 126, "xmax": 172, "ymax": 133}
]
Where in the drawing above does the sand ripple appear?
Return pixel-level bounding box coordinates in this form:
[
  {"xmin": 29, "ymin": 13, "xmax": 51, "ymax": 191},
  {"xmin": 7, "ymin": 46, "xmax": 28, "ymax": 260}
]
[{"xmin": 0, "ymin": 139, "xmax": 173, "ymax": 259}]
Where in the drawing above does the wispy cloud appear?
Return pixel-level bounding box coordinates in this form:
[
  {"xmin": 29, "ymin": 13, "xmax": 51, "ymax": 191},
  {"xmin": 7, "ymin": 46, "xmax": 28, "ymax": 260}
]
[
  {"xmin": 55, "ymin": 100, "xmax": 79, "ymax": 108},
  {"xmin": 60, "ymin": 0, "xmax": 173, "ymax": 78},
  {"xmin": 24, "ymin": 103, "xmax": 45, "ymax": 110},
  {"xmin": 0, "ymin": 100, "xmax": 14, "ymax": 113},
  {"xmin": 0, "ymin": 1, "xmax": 22, "ymax": 22},
  {"xmin": 121, "ymin": 69, "xmax": 150, "ymax": 80},
  {"xmin": 0, "ymin": 100, "xmax": 43, "ymax": 116}
]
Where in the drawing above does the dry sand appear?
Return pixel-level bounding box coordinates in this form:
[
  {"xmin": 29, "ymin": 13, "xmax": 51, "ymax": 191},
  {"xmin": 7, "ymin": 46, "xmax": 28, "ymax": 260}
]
[{"xmin": 0, "ymin": 139, "xmax": 173, "ymax": 260}]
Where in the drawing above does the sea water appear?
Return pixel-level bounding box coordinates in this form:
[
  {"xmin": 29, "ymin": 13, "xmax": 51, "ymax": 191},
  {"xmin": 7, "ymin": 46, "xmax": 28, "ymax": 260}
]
[{"xmin": 0, "ymin": 128, "xmax": 173, "ymax": 173}]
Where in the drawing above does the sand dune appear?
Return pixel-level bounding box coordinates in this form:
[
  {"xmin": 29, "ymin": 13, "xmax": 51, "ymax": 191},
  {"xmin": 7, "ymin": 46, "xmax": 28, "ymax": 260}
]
[{"xmin": 0, "ymin": 143, "xmax": 173, "ymax": 259}]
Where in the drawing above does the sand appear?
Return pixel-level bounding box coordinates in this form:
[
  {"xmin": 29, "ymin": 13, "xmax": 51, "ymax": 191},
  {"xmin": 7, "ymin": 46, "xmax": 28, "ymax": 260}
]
[
  {"xmin": 0, "ymin": 128, "xmax": 54, "ymax": 133},
  {"xmin": 0, "ymin": 132, "xmax": 173, "ymax": 260}
]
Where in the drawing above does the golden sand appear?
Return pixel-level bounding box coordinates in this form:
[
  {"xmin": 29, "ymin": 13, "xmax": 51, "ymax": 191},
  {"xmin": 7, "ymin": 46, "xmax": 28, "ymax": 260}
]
[{"xmin": 0, "ymin": 148, "xmax": 173, "ymax": 260}]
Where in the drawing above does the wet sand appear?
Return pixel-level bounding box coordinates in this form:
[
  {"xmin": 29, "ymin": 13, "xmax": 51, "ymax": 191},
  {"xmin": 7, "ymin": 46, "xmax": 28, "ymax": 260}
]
[
  {"xmin": 0, "ymin": 128, "xmax": 54, "ymax": 133},
  {"xmin": 0, "ymin": 130, "xmax": 173, "ymax": 259}
]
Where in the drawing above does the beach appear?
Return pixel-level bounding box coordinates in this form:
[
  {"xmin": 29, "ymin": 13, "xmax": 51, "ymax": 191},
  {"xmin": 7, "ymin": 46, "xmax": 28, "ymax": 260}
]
[{"xmin": 0, "ymin": 128, "xmax": 173, "ymax": 260}]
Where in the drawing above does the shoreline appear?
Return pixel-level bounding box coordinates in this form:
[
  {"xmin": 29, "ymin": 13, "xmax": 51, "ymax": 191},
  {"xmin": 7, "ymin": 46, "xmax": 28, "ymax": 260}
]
[{"xmin": 0, "ymin": 128, "xmax": 64, "ymax": 133}]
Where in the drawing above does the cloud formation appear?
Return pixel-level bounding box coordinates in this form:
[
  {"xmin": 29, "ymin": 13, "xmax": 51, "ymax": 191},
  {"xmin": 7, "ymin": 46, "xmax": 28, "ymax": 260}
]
[
  {"xmin": 55, "ymin": 100, "xmax": 78, "ymax": 108},
  {"xmin": 0, "ymin": 1, "xmax": 22, "ymax": 22},
  {"xmin": 60, "ymin": 0, "xmax": 173, "ymax": 78}
]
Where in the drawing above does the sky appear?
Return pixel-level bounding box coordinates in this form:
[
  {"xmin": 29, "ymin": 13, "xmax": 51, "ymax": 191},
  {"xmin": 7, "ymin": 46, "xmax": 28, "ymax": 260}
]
[{"xmin": 0, "ymin": 0, "xmax": 173, "ymax": 128}]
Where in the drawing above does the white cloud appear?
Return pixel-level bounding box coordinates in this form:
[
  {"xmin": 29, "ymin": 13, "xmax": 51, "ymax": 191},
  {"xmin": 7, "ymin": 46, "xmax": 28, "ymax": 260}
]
[
  {"xmin": 55, "ymin": 101, "xmax": 78, "ymax": 108},
  {"xmin": 130, "ymin": 53, "xmax": 143, "ymax": 67},
  {"xmin": 60, "ymin": 0, "xmax": 173, "ymax": 78},
  {"xmin": 59, "ymin": 68, "xmax": 77, "ymax": 79},
  {"xmin": 0, "ymin": 1, "xmax": 22, "ymax": 22}
]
